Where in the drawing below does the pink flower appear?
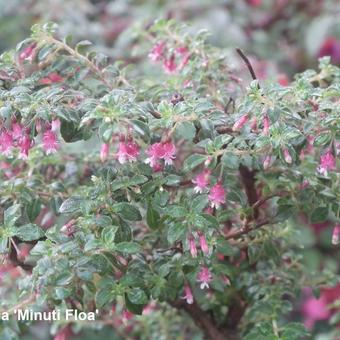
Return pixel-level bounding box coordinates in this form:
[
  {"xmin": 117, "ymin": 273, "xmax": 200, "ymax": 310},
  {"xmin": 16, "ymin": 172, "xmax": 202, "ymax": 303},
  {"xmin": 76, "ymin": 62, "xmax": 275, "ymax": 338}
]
[
  {"xmin": 188, "ymin": 234, "xmax": 197, "ymax": 258},
  {"xmin": 263, "ymin": 114, "xmax": 270, "ymax": 135},
  {"xmin": 232, "ymin": 114, "xmax": 249, "ymax": 131},
  {"xmin": 163, "ymin": 54, "xmax": 177, "ymax": 74},
  {"xmin": 192, "ymin": 169, "xmax": 211, "ymax": 193},
  {"xmin": 208, "ymin": 182, "xmax": 226, "ymax": 209},
  {"xmin": 148, "ymin": 41, "xmax": 165, "ymax": 62},
  {"xmin": 51, "ymin": 119, "xmax": 61, "ymax": 132},
  {"xmin": 318, "ymin": 37, "xmax": 340, "ymax": 64},
  {"xmin": 162, "ymin": 142, "xmax": 176, "ymax": 165},
  {"xmin": 302, "ymin": 294, "xmax": 330, "ymax": 329},
  {"xmin": 318, "ymin": 151, "xmax": 336, "ymax": 176},
  {"xmin": 332, "ymin": 224, "xmax": 340, "ymax": 245},
  {"xmin": 100, "ymin": 143, "xmax": 110, "ymax": 162},
  {"xmin": 197, "ymin": 266, "xmax": 212, "ymax": 289},
  {"xmin": 40, "ymin": 73, "xmax": 64, "ymax": 85},
  {"xmin": 145, "ymin": 142, "xmax": 176, "ymax": 167},
  {"xmin": 0, "ymin": 131, "xmax": 13, "ymax": 156},
  {"xmin": 175, "ymin": 47, "xmax": 191, "ymax": 70},
  {"xmin": 42, "ymin": 130, "xmax": 59, "ymax": 154},
  {"xmin": 198, "ymin": 231, "xmax": 209, "ymax": 255},
  {"xmin": 117, "ymin": 140, "xmax": 139, "ymax": 164},
  {"xmin": 181, "ymin": 284, "xmax": 194, "ymax": 304},
  {"xmin": 250, "ymin": 117, "xmax": 257, "ymax": 131},
  {"xmin": 283, "ymin": 148, "xmax": 292, "ymax": 164},
  {"xmin": 18, "ymin": 134, "xmax": 32, "ymax": 160},
  {"xmin": 222, "ymin": 275, "xmax": 231, "ymax": 286},
  {"xmin": 263, "ymin": 155, "xmax": 272, "ymax": 170},
  {"xmin": 11, "ymin": 122, "xmax": 24, "ymax": 140},
  {"xmin": 246, "ymin": 0, "xmax": 262, "ymax": 6},
  {"xmin": 19, "ymin": 43, "xmax": 37, "ymax": 62}
]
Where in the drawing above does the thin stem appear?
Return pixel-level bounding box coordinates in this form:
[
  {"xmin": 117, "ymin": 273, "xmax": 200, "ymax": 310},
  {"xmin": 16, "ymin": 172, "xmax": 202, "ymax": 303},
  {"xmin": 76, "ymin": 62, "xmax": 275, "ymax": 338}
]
[{"xmin": 236, "ymin": 48, "xmax": 260, "ymax": 89}]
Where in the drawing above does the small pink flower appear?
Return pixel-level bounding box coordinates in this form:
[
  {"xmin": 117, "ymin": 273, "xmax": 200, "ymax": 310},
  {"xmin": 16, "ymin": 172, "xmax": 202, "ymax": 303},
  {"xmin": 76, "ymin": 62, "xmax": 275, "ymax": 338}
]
[
  {"xmin": 122, "ymin": 309, "xmax": 134, "ymax": 324},
  {"xmin": 222, "ymin": 275, "xmax": 231, "ymax": 286},
  {"xmin": 51, "ymin": 119, "xmax": 61, "ymax": 132},
  {"xmin": 332, "ymin": 224, "xmax": 340, "ymax": 245},
  {"xmin": 250, "ymin": 117, "xmax": 257, "ymax": 131},
  {"xmin": 188, "ymin": 234, "xmax": 197, "ymax": 258},
  {"xmin": 162, "ymin": 142, "xmax": 176, "ymax": 165},
  {"xmin": 232, "ymin": 114, "xmax": 249, "ymax": 131},
  {"xmin": 192, "ymin": 169, "xmax": 211, "ymax": 193},
  {"xmin": 283, "ymin": 148, "xmax": 292, "ymax": 164},
  {"xmin": 19, "ymin": 43, "xmax": 37, "ymax": 62},
  {"xmin": 208, "ymin": 182, "xmax": 226, "ymax": 209},
  {"xmin": 11, "ymin": 121, "xmax": 24, "ymax": 140},
  {"xmin": 18, "ymin": 134, "xmax": 32, "ymax": 160},
  {"xmin": 198, "ymin": 231, "xmax": 209, "ymax": 255},
  {"xmin": 163, "ymin": 54, "xmax": 177, "ymax": 74},
  {"xmin": 117, "ymin": 140, "xmax": 139, "ymax": 164},
  {"xmin": 175, "ymin": 47, "xmax": 191, "ymax": 70},
  {"xmin": 302, "ymin": 295, "xmax": 330, "ymax": 329},
  {"xmin": 148, "ymin": 41, "xmax": 165, "ymax": 62},
  {"xmin": 181, "ymin": 284, "xmax": 194, "ymax": 304},
  {"xmin": 145, "ymin": 142, "xmax": 176, "ymax": 167},
  {"xmin": 318, "ymin": 151, "xmax": 336, "ymax": 176},
  {"xmin": 0, "ymin": 131, "xmax": 13, "ymax": 156},
  {"xmin": 100, "ymin": 143, "xmax": 110, "ymax": 162},
  {"xmin": 263, "ymin": 155, "xmax": 272, "ymax": 170},
  {"xmin": 263, "ymin": 114, "xmax": 270, "ymax": 135},
  {"xmin": 197, "ymin": 266, "xmax": 212, "ymax": 289},
  {"xmin": 40, "ymin": 73, "xmax": 64, "ymax": 85},
  {"xmin": 42, "ymin": 130, "xmax": 59, "ymax": 154}
]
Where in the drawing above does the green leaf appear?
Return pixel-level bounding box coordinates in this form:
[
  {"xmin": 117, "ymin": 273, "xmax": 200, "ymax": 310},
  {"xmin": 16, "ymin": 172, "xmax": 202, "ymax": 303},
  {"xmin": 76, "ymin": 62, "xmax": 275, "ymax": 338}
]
[
  {"xmin": 4, "ymin": 204, "xmax": 21, "ymax": 226},
  {"xmin": 115, "ymin": 242, "xmax": 141, "ymax": 254},
  {"xmin": 96, "ymin": 287, "xmax": 115, "ymax": 308},
  {"xmin": 216, "ymin": 239, "xmax": 238, "ymax": 256},
  {"xmin": 166, "ymin": 205, "xmax": 187, "ymax": 218},
  {"xmin": 167, "ymin": 223, "xmax": 186, "ymax": 243},
  {"xmin": 175, "ymin": 121, "xmax": 196, "ymax": 141},
  {"xmin": 125, "ymin": 293, "xmax": 144, "ymax": 315},
  {"xmin": 146, "ymin": 203, "xmax": 161, "ymax": 229},
  {"xmin": 113, "ymin": 203, "xmax": 142, "ymax": 221},
  {"xmin": 59, "ymin": 196, "xmax": 83, "ymax": 214},
  {"xmin": 14, "ymin": 224, "xmax": 44, "ymax": 241},
  {"xmin": 183, "ymin": 154, "xmax": 206, "ymax": 172},
  {"xmin": 127, "ymin": 288, "xmax": 148, "ymax": 305},
  {"xmin": 309, "ymin": 207, "xmax": 328, "ymax": 224}
]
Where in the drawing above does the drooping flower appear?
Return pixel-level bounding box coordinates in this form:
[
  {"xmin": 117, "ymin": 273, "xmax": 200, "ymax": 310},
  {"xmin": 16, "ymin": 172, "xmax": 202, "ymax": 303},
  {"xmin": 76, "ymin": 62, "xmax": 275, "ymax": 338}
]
[
  {"xmin": 51, "ymin": 118, "xmax": 61, "ymax": 132},
  {"xmin": 283, "ymin": 148, "xmax": 292, "ymax": 164},
  {"xmin": 192, "ymin": 169, "xmax": 211, "ymax": 193},
  {"xmin": 181, "ymin": 284, "xmax": 194, "ymax": 304},
  {"xmin": 163, "ymin": 54, "xmax": 177, "ymax": 74},
  {"xmin": 250, "ymin": 117, "xmax": 257, "ymax": 131},
  {"xmin": 100, "ymin": 143, "xmax": 110, "ymax": 162},
  {"xmin": 19, "ymin": 43, "xmax": 37, "ymax": 62},
  {"xmin": 40, "ymin": 73, "xmax": 64, "ymax": 85},
  {"xmin": 332, "ymin": 224, "xmax": 340, "ymax": 245},
  {"xmin": 18, "ymin": 134, "xmax": 32, "ymax": 160},
  {"xmin": 148, "ymin": 41, "xmax": 166, "ymax": 62},
  {"xmin": 208, "ymin": 182, "xmax": 226, "ymax": 209},
  {"xmin": 175, "ymin": 46, "xmax": 191, "ymax": 70},
  {"xmin": 318, "ymin": 37, "xmax": 340, "ymax": 64},
  {"xmin": 232, "ymin": 114, "xmax": 249, "ymax": 131},
  {"xmin": 198, "ymin": 231, "xmax": 209, "ymax": 255},
  {"xmin": 263, "ymin": 155, "xmax": 272, "ymax": 170},
  {"xmin": 197, "ymin": 266, "xmax": 213, "ymax": 289},
  {"xmin": 263, "ymin": 114, "xmax": 270, "ymax": 135},
  {"xmin": 188, "ymin": 234, "xmax": 197, "ymax": 258},
  {"xmin": 11, "ymin": 121, "xmax": 24, "ymax": 140},
  {"xmin": 318, "ymin": 151, "xmax": 336, "ymax": 176},
  {"xmin": 0, "ymin": 131, "xmax": 13, "ymax": 156},
  {"xmin": 222, "ymin": 275, "xmax": 231, "ymax": 286},
  {"xmin": 145, "ymin": 142, "xmax": 176, "ymax": 167},
  {"xmin": 42, "ymin": 130, "xmax": 59, "ymax": 154},
  {"xmin": 161, "ymin": 142, "xmax": 176, "ymax": 165},
  {"xmin": 117, "ymin": 140, "xmax": 139, "ymax": 164}
]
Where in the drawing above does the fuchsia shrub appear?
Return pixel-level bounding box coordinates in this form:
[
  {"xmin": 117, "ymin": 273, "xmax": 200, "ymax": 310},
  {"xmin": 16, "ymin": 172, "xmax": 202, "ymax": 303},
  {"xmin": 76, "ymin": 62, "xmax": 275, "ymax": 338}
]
[{"xmin": 0, "ymin": 20, "xmax": 339, "ymax": 339}]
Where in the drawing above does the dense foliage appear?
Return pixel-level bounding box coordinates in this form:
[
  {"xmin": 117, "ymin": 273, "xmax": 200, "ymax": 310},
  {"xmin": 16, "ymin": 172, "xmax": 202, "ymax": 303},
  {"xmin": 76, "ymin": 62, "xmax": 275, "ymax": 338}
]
[{"xmin": 0, "ymin": 18, "xmax": 339, "ymax": 340}]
